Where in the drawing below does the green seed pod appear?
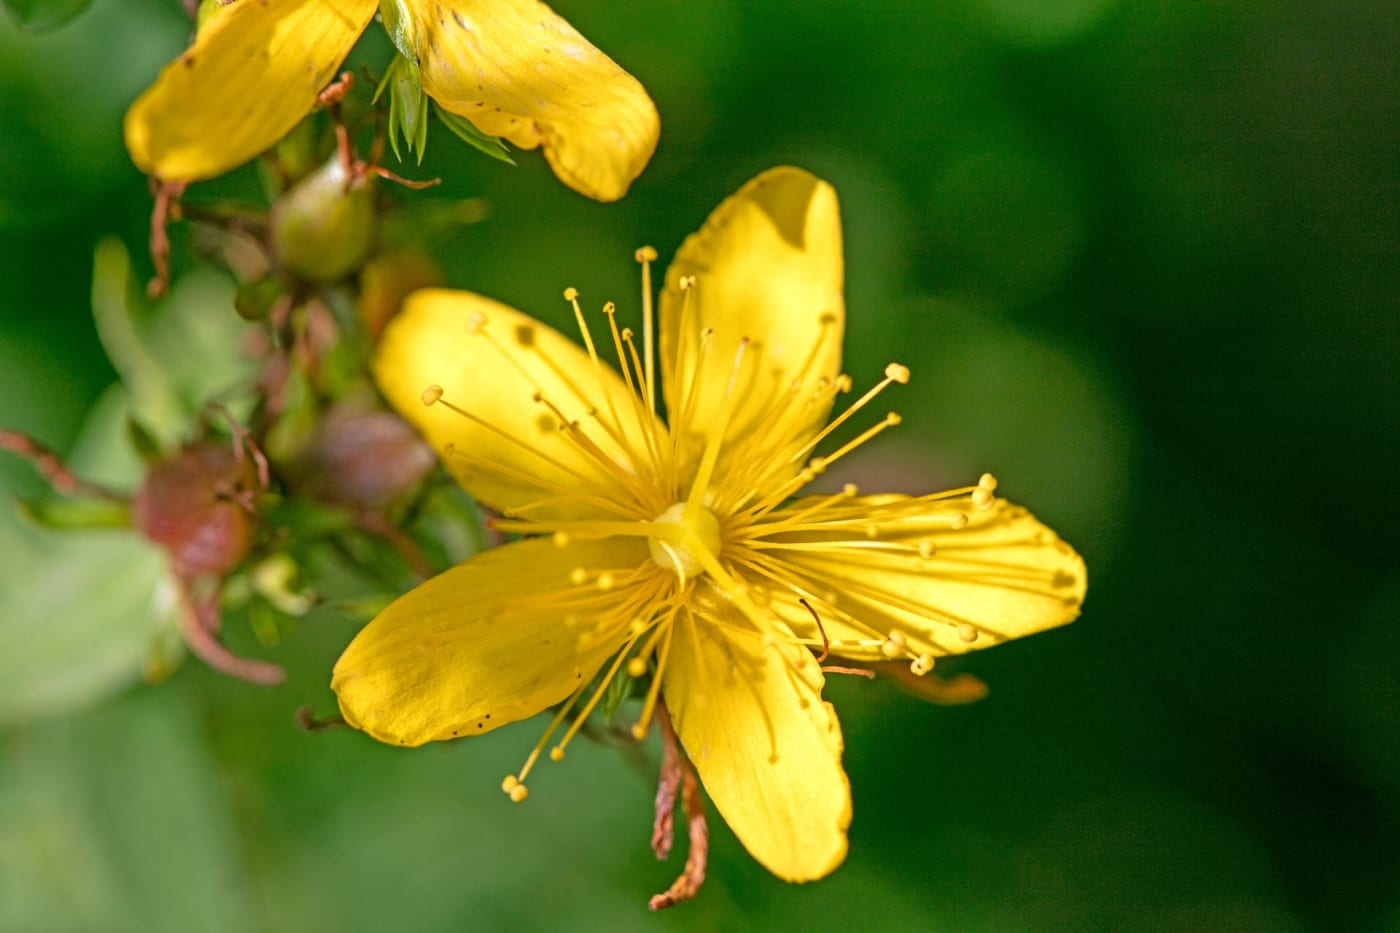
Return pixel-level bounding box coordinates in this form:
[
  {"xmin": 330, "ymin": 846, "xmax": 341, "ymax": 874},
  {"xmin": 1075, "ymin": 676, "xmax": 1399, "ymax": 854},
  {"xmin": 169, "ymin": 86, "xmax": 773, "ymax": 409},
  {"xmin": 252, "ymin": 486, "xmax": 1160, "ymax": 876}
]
[{"xmin": 270, "ymin": 154, "xmax": 377, "ymax": 283}]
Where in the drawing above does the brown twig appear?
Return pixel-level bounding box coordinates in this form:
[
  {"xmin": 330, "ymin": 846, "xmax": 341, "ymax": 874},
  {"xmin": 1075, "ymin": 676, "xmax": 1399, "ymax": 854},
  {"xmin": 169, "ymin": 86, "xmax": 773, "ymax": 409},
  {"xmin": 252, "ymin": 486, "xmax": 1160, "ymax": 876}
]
[
  {"xmin": 648, "ymin": 701, "xmax": 708, "ymax": 911},
  {"xmin": 295, "ymin": 706, "xmax": 348, "ymax": 732},
  {"xmin": 147, "ymin": 179, "xmax": 188, "ymax": 298}
]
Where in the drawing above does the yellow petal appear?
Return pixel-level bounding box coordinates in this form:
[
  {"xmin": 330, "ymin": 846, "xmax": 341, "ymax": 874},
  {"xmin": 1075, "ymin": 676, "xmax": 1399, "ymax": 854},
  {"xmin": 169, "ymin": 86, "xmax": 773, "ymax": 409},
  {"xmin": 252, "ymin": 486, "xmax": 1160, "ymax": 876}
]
[
  {"xmin": 659, "ymin": 167, "xmax": 845, "ymax": 486},
  {"xmin": 124, "ymin": 0, "xmax": 376, "ymax": 182},
  {"xmin": 332, "ymin": 535, "xmax": 645, "ymax": 746},
  {"xmin": 372, "ymin": 288, "xmax": 666, "ymax": 521},
  {"xmin": 760, "ymin": 496, "xmax": 1086, "ymax": 661},
  {"xmin": 398, "ymin": 0, "xmax": 659, "ymax": 201},
  {"xmin": 662, "ymin": 608, "xmax": 850, "ymax": 882}
]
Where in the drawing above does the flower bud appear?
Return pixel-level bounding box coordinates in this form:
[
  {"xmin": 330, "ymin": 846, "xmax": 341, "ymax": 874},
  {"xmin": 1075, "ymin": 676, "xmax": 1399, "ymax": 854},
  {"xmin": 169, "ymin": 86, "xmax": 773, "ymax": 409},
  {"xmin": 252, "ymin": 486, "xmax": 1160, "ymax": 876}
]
[
  {"xmin": 270, "ymin": 154, "xmax": 377, "ymax": 282},
  {"xmin": 132, "ymin": 444, "xmax": 258, "ymax": 577}
]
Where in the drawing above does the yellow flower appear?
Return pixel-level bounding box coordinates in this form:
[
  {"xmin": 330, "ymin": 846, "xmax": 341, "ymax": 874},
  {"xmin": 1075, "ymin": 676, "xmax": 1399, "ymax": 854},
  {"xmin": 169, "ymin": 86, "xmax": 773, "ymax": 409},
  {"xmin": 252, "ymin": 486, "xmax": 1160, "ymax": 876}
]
[
  {"xmin": 122, "ymin": 0, "xmax": 659, "ymax": 202},
  {"xmin": 332, "ymin": 167, "xmax": 1087, "ymax": 881}
]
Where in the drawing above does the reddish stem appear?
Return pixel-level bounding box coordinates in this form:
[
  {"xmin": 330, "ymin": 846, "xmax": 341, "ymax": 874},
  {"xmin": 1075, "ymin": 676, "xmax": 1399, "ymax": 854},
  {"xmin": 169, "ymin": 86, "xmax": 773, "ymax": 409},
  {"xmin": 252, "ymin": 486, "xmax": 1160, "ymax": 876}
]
[
  {"xmin": 0, "ymin": 430, "xmax": 121, "ymax": 500},
  {"xmin": 176, "ymin": 579, "xmax": 285, "ymax": 685}
]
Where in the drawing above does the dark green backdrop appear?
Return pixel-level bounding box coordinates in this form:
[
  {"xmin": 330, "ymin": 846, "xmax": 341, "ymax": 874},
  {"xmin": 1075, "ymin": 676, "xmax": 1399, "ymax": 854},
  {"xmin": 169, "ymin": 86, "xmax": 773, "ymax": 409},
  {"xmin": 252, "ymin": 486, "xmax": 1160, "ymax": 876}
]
[{"xmin": 2, "ymin": 1, "xmax": 1396, "ymax": 929}]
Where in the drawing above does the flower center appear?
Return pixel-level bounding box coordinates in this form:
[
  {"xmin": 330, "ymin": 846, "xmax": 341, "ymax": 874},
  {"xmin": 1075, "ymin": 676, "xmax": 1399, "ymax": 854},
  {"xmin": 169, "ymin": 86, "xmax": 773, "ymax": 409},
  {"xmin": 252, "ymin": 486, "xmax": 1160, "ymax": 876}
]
[{"xmin": 648, "ymin": 502, "xmax": 722, "ymax": 579}]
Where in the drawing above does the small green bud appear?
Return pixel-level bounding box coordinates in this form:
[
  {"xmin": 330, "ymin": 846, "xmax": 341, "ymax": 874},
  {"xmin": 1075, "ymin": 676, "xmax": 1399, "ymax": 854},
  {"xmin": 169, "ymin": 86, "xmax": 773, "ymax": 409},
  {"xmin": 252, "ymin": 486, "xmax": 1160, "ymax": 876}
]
[{"xmin": 270, "ymin": 155, "xmax": 377, "ymax": 282}]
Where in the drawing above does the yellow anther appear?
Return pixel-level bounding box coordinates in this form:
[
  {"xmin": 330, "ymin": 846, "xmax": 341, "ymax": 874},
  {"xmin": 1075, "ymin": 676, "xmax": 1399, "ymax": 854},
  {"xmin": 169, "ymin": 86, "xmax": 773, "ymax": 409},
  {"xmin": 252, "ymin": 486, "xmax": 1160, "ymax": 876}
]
[
  {"xmin": 808, "ymin": 456, "xmax": 827, "ymax": 474},
  {"xmin": 881, "ymin": 630, "xmax": 907, "ymax": 659},
  {"xmin": 885, "ymin": 412, "xmax": 902, "ymax": 426},
  {"xmin": 549, "ymin": 747, "xmax": 565, "ymax": 762},
  {"xmin": 627, "ymin": 656, "xmax": 648, "ymax": 678},
  {"xmin": 910, "ymin": 653, "xmax": 935, "ymax": 676},
  {"xmin": 630, "ymin": 722, "xmax": 648, "ymax": 740},
  {"xmin": 442, "ymin": 442, "xmax": 456, "ymax": 457},
  {"xmin": 950, "ymin": 513, "xmax": 969, "ymax": 530},
  {"xmin": 842, "ymin": 482, "xmax": 859, "ymax": 496},
  {"xmin": 421, "ymin": 384, "xmax": 444, "ymax": 406},
  {"xmin": 501, "ymin": 774, "xmax": 520, "ymax": 793},
  {"xmin": 884, "ymin": 362, "xmax": 910, "ymax": 384},
  {"xmin": 509, "ymin": 784, "xmax": 529, "ymax": 803},
  {"xmin": 465, "ymin": 311, "xmax": 487, "ymax": 334},
  {"xmin": 629, "ymin": 617, "xmax": 649, "ymax": 636},
  {"xmin": 621, "ymin": 327, "xmax": 634, "ymax": 340},
  {"xmin": 979, "ymin": 472, "xmax": 998, "ymax": 491},
  {"xmin": 918, "ymin": 540, "xmax": 938, "ymax": 559},
  {"xmin": 679, "ymin": 275, "xmax": 697, "ymax": 290},
  {"xmin": 971, "ymin": 487, "xmax": 995, "ymax": 510},
  {"xmin": 836, "ymin": 374, "xmax": 853, "ymax": 392},
  {"xmin": 958, "ymin": 623, "xmax": 979, "ymax": 643},
  {"xmin": 553, "ymin": 531, "xmax": 571, "ymax": 548},
  {"xmin": 603, "ymin": 301, "xmax": 617, "ymax": 315},
  {"xmin": 569, "ymin": 567, "xmax": 588, "ymax": 586},
  {"xmin": 596, "ymin": 572, "xmax": 616, "ymax": 591},
  {"xmin": 634, "ymin": 246, "xmax": 657, "ymax": 262},
  {"xmin": 563, "ymin": 286, "xmax": 579, "ymax": 301}
]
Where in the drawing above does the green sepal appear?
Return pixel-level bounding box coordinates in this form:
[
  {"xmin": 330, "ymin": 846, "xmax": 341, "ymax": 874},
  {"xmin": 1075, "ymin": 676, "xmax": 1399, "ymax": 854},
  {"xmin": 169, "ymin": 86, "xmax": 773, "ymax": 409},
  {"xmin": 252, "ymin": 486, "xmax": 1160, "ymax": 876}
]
[
  {"xmin": 16, "ymin": 496, "xmax": 131, "ymax": 530},
  {"xmin": 434, "ymin": 104, "xmax": 515, "ymax": 165}
]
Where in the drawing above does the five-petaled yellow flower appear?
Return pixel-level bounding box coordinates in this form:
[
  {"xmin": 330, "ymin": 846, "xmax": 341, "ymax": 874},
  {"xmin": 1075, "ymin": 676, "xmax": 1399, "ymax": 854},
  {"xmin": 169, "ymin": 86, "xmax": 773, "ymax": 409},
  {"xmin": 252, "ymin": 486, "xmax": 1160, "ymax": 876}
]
[
  {"xmin": 332, "ymin": 167, "xmax": 1087, "ymax": 882},
  {"xmin": 123, "ymin": 0, "xmax": 659, "ymax": 202}
]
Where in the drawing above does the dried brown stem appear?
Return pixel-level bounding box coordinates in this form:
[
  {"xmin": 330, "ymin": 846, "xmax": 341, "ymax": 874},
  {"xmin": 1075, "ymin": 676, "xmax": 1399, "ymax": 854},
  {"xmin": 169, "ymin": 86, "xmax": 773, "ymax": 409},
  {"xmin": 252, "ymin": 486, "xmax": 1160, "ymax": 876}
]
[
  {"xmin": 147, "ymin": 179, "xmax": 187, "ymax": 298},
  {"xmin": 648, "ymin": 701, "xmax": 708, "ymax": 911},
  {"xmin": 295, "ymin": 706, "xmax": 348, "ymax": 732}
]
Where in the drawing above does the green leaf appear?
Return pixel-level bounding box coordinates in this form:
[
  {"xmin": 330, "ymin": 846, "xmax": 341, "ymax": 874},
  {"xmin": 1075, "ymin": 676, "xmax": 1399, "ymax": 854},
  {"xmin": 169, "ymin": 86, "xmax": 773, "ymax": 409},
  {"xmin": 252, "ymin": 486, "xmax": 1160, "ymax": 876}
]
[
  {"xmin": 434, "ymin": 104, "xmax": 515, "ymax": 165},
  {"xmin": 91, "ymin": 239, "xmax": 259, "ymax": 450},
  {"xmin": 0, "ymin": 0, "xmax": 92, "ymax": 33}
]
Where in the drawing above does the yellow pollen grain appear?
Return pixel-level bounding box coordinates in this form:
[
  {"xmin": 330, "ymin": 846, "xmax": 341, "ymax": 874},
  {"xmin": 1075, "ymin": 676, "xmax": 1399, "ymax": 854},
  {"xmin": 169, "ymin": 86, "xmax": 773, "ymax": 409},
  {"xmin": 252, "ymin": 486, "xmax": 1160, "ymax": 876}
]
[
  {"xmin": 958, "ymin": 623, "xmax": 980, "ymax": 643},
  {"xmin": 843, "ymin": 482, "xmax": 859, "ymax": 496},
  {"xmin": 549, "ymin": 747, "xmax": 565, "ymax": 762},
  {"xmin": 421, "ymin": 384, "xmax": 444, "ymax": 406},
  {"xmin": 509, "ymin": 784, "xmax": 529, "ymax": 803},
  {"xmin": 501, "ymin": 774, "xmax": 519, "ymax": 793}
]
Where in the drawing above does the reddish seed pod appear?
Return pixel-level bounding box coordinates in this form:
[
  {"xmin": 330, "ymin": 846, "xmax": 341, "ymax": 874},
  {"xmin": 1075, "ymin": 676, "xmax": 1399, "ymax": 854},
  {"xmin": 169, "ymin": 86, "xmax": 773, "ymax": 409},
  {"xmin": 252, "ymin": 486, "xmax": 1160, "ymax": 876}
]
[
  {"xmin": 293, "ymin": 407, "xmax": 435, "ymax": 509},
  {"xmin": 131, "ymin": 444, "xmax": 258, "ymax": 577}
]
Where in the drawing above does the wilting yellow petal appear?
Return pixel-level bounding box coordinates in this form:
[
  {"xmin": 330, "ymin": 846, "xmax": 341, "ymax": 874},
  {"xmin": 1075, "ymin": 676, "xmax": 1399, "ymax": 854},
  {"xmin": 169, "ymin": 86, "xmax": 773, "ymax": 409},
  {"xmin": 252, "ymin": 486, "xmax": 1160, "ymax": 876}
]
[
  {"xmin": 372, "ymin": 288, "xmax": 666, "ymax": 520},
  {"xmin": 333, "ymin": 536, "xmax": 644, "ymax": 746},
  {"xmin": 395, "ymin": 0, "xmax": 659, "ymax": 201},
  {"xmin": 663, "ymin": 608, "xmax": 850, "ymax": 882},
  {"xmin": 761, "ymin": 496, "xmax": 1086, "ymax": 661},
  {"xmin": 124, "ymin": 0, "xmax": 376, "ymax": 182},
  {"xmin": 659, "ymin": 167, "xmax": 845, "ymax": 485}
]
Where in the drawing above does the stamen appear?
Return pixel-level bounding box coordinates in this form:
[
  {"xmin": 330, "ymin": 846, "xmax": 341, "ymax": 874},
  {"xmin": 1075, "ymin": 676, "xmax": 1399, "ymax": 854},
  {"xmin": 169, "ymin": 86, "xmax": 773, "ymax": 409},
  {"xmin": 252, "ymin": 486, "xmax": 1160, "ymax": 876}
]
[
  {"xmin": 881, "ymin": 630, "xmax": 907, "ymax": 659},
  {"xmin": 635, "ymin": 246, "xmax": 658, "ymax": 414}
]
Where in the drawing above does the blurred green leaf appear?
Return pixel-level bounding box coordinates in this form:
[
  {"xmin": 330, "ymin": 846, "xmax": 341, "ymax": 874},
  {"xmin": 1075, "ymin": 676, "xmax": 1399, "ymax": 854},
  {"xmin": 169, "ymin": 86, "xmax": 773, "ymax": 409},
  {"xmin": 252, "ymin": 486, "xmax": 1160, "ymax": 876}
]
[
  {"xmin": 0, "ymin": 0, "xmax": 92, "ymax": 33},
  {"xmin": 91, "ymin": 239, "xmax": 258, "ymax": 449}
]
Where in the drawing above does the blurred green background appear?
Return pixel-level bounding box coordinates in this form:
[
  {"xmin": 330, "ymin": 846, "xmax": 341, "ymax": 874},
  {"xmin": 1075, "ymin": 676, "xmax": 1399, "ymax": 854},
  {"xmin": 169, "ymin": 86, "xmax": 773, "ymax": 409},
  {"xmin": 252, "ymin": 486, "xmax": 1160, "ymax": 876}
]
[{"xmin": 2, "ymin": 0, "xmax": 1397, "ymax": 930}]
